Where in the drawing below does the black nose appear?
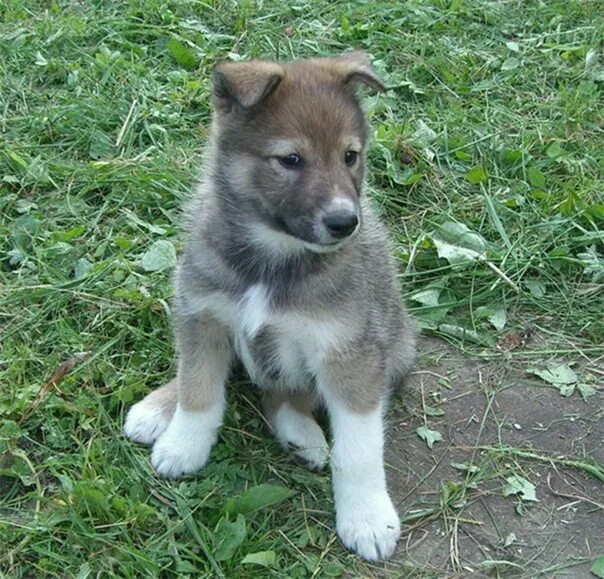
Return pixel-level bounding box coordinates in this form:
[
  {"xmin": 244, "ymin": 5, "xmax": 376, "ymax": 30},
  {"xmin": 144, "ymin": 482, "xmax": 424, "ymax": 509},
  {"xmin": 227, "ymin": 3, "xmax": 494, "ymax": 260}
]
[{"xmin": 323, "ymin": 211, "xmax": 359, "ymax": 239}]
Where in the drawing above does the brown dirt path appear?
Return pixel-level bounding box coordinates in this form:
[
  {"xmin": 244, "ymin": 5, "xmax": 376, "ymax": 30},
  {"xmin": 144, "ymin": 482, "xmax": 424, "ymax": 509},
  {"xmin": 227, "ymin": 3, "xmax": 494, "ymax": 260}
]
[{"xmin": 384, "ymin": 337, "xmax": 603, "ymax": 578}]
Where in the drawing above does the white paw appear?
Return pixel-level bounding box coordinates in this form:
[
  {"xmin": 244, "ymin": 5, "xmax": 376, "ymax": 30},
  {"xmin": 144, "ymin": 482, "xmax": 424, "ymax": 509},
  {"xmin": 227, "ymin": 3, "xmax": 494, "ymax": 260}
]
[
  {"xmin": 292, "ymin": 444, "xmax": 330, "ymax": 471},
  {"xmin": 124, "ymin": 398, "xmax": 169, "ymax": 445},
  {"xmin": 150, "ymin": 404, "xmax": 222, "ymax": 478},
  {"xmin": 336, "ymin": 491, "xmax": 400, "ymax": 561},
  {"xmin": 272, "ymin": 403, "xmax": 329, "ymax": 470},
  {"xmin": 151, "ymin": 429, "xmax": 214, "ymax": 478}
]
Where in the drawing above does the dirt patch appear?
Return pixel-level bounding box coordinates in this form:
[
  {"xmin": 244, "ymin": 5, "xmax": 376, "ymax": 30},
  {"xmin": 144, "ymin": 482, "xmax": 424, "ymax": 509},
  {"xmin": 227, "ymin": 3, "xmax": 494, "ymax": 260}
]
[{"xmin": 385, "ymin": 337, "xmax": 603, "ymax": 578}]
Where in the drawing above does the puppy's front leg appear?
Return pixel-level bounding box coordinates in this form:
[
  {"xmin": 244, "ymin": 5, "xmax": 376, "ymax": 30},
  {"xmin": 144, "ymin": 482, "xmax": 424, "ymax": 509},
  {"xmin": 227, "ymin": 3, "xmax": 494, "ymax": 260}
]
[
  {"xmin": 152, "ymin": 315, "xmax": 232, "ymax": 478},
  {"xmin": 319, "ymin": 349, "xmax": 400, "ymax": 561}
]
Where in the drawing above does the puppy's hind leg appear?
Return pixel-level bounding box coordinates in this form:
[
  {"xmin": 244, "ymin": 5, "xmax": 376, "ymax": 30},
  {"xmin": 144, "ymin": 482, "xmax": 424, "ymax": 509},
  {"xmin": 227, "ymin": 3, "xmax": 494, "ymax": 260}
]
[
  {"xmin": 124, "ymin": 379, "xmax": 177, "ymax": 445},
  {"xmin": 262, "ymin": 390, "xmax": 329, "ymax": 471}
]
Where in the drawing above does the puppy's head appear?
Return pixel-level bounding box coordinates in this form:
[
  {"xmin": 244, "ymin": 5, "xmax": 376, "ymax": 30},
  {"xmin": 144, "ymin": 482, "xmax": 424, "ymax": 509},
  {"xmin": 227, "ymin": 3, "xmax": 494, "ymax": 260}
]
[{"xmin": 211, "ymin": 52, "xmax": 385, "ymax": 253}]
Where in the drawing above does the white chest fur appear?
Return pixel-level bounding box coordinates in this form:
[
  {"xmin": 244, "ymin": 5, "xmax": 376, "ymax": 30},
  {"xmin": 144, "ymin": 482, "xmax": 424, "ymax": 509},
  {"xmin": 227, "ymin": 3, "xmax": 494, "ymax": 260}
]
[{"xmin": 191, "ymin": 284, "xmax": 348, "ymax": 389}]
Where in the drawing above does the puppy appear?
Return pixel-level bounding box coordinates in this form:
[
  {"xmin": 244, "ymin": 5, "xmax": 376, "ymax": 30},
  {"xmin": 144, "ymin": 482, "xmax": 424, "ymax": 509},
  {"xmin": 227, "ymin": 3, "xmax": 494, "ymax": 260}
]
[{"xmin": 124, "ymin": 52, "xmax": 416, "ymax": 561}]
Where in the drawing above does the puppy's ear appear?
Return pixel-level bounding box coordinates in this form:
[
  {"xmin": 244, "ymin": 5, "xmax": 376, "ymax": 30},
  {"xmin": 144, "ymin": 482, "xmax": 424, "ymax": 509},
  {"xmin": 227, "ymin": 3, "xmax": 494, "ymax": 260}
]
[
  {"xmin": 337, "ymin": 51, "xmax": 386, "ymax": 93},
  {"xmin": 213, "ymin": 60, "xmax": 284, "ymax": 112}
]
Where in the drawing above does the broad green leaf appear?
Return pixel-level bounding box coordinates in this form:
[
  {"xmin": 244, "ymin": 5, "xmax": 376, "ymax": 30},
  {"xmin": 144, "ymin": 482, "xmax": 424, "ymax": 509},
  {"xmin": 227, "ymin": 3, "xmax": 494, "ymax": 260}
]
[
  {"xmin": 501, "ymin": 57, "xmax": 520, "ymax": 71},
  {"xmin": 74, "ymin": 258, "xmax": 93, "ymax": 279},
  {"xmin": 224, "ymin": 484, "xmax": 295, "ymax": 516},
  {"xmin": 15, "ymin": 199, "xmax": 37, "ymax": 213},
  {"xmin": 438, "ymin": 323, "xmax": 496, "ymax": 346},
  {"xmin": 545, "ymin": 141, "xmax": 565, "ymax": 159},
  {"xmin": 451, "ymin": 462, "xmax": 480, "ymax": 474},
  {"xmin": 577, "ymin": 382, "xmax": 596, "ymax": 400},
  {"xmin": 425, "ymin": 406, "xmax": 445, "ymax": 417},
  {"xmin": 504, "ymin": 532, "xmax": 517, "ymax": 547},
  {"xmin": 527, "ymin": 166, "xmax": 546, "ymax": 189},
  {"xmin": 578, "ymin": 247, "xmax": 604, "ymax": 283},
  {"xmin": 431, "ymin": 221, "xmax": 488, "ymax": 265},
  {"xmin": 527, "ymin": 363, "xmax": 577, "ymax": 385},
  {"xmin": 214, "ymin": 514, "xmax": 246, "ymax": 561},
  {"xmin": 410, "ymin": 288, "xmax": 441, "ymax": 307},
  {"xmin": 7, "ymin": 149, "xmax": 28, "ymax": 169},
  {"xmin": 407, "ymin": 120, "xmax": 437, "ymax": 148},
  {"xmin": 140, "ymin": 240, "xmax": 177, "ymax": 272},
  {"xmin": 241, "ymin": 551, "xmax": 276, "ymax": 568},
  {"xmin": 525, "ymin": 280, "xmax": 546, "ymax": 298},
  {"xmin": 475, "ymin": 304, "xmax": 507, "ymax": 331},
  {"xmin": 72, "ymin": 482, "xmax": 110, "ymax": 516},
  {"xmin": 501, "ymin": 149, "xmax": 522, "ymax": 164},
  {"xmin": 587, "ymin": 204, "xmax": 604, "ymax": 222},
  {"xmin": 416, "ymin": 425, "xmax": 442, "ymax": 449},
  {"xmin": 414, "ymin": 307, "xmax": 449, "ymax": 330},
  {"xmin": 472, "ymin": 79, "xmax": 498, "ymax": 92},
  {"xmin": 167, "ymin": 38, "xmax": 196, "ymax": 69},
  {"xmin": 465, "ymin": 165, "xmax": 488, "ymax": 184},
  {"xmin": 89, "ymin": 129, "xmax": 115, "ymax": 160},
  {"xmin": 25, "ymin": 155, "xmax": 50, "ymax": 184},
  {"xmin": 592, "ymin": 555, "xmax": 604, "ymax": 578},
  {"xmin": 488, "ymin": 307, "xmax": 507, "ymax": 331},
  {"xmin": 503, "ymin": 475, "xmax": 538, "ymax": 502},
  {"xmin": 122, "ymin": 209, "xmax": 167, "ymax": 235}
]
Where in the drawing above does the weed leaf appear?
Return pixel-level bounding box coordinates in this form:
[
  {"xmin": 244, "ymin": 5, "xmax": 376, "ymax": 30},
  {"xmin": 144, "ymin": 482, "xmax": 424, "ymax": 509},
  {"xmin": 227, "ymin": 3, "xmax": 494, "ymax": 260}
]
[
  {"xmin": 407, "ymin": 120, "xmax": 437, "ymax": 148},
  {"xmin": 410, "ymin": 288, "xmax": 441, "ymax": 307},
  {"xmin": 451, "ymin": 462, "xmax": 480, "ymax": 474},
  {"xmin": 525, "ymin": 280, "xmax": 546, "ymax": 298},
  {"xmin": 438, "ymin": 323, "xmax": 496, "ymax": 346},
  {"xmin": 503, "ymin": 475, "xmax": 538, "ymax": 502},
  {"xmin": 577, "ymin": 383, "xmax": 596, "ymax": 400},
  {"xmin": 224, "ymin": 484, "xmax": 295, "ymax": 516},
  {"xmin": 465, "ymin": 165, "xmax": 488, "ymax": 184},
  {"xmin": 431, "ymin": 221, "xmax": 488, "ymax": 265},
  {"xmin": 577, "ymin": 247, "xmax": 604, "ymax": 282},
  {"xmin": 425, "ymin": 406, "xmax": 445, "ymax": 417},
  {"xmin": 476, "ymin": 304, "xmax": 507, "ymax": 331},
  {"xmin": 527, "ymin": 363, "xmax": 577, "ymax": 386},
  {"xmin": 167, "ymin": 38, "xmax": 196, "ymax": 69},
  {"xmin": 527, "ymin": 166, "xmax": 546, "ymax": 189},
  {"xmin": 214, "ymin": 514, "xmax": 246, "ymax": 561},
  {"xmin": 416, "ymin": 425, "xmax": 442, "ymax": 449},
  {"xmin": 140, "ymin": 240, "xmax": 177, "ymax": 272},
  {"xmin": 241, "ymin": 551, "xmax": 276, "ymax": 568},
  {"xmin": 501, "ymin": 57, "xmax": 520, "ymax": 71},
  {"xmin": 592, "ymin": 555, "xmax": 604, "ymax": 579}
]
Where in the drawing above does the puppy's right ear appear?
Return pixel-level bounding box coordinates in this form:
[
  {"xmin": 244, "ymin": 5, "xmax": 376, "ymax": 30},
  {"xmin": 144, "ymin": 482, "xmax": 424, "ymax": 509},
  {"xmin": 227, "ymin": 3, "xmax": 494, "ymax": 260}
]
[{"xmin": 213, "ymin": 61, "xmax": 284, "ymax": 113}]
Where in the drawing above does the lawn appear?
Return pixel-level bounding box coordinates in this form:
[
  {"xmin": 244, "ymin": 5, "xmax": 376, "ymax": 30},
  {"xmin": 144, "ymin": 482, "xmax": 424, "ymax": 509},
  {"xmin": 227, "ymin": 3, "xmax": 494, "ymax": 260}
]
[{"xmin": 1, "ymin": 0, "xmax": 603, "ymax": 577}]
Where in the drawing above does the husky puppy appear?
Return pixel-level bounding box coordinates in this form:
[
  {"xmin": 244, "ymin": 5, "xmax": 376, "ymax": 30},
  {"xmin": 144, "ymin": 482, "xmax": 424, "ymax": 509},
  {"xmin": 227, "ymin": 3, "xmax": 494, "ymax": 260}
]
[{"xmin": 124, "ymin": 52, "xmax": 416, "ymax": 561}]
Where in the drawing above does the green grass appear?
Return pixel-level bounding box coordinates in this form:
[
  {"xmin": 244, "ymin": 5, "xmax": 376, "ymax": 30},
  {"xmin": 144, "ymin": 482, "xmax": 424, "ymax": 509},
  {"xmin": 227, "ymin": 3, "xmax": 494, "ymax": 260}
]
[{"xmin": 1, "ymin": 0, "xmax": 603, "ymax": 577}]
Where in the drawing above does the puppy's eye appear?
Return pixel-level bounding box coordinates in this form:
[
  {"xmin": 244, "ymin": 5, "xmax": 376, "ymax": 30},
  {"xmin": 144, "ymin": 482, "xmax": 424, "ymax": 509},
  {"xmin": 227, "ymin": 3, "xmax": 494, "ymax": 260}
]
[
  {"xmin": 345, "ymin": 150, "xmax": 358, "ymax": 167},
  {"xmin": 278, "ymin": 154, "xmax": 303, "ymax": 168}
]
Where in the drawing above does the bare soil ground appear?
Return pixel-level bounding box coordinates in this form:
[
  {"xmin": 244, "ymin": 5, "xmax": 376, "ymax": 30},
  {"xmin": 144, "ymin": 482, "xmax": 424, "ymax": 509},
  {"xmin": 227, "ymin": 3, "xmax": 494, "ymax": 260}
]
[{"xmin": 383, "ymin": 338, "xmax": 603, "ymax": 578}]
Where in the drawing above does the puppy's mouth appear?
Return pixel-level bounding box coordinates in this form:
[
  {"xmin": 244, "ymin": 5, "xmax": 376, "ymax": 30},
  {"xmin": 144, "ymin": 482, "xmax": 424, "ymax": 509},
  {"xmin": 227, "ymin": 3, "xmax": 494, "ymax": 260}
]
[
  {"xmin": 301, "ymin": 239, "xmax": 348, "ymax": 254},
  {"xmin": 248, "ymin": 219, "xmax": 359, "ymax": 255}
]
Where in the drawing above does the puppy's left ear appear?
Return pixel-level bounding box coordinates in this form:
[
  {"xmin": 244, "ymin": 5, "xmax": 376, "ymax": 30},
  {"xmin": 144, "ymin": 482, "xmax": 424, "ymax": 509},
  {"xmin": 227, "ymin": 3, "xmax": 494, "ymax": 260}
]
[{"xmin": 337, "ymin": 51, "xmax": 386, "ymax": 93}]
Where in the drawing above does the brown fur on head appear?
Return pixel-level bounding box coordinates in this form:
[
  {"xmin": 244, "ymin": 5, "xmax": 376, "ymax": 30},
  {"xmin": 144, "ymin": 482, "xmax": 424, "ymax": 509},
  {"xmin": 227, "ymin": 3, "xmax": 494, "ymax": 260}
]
[{"xmin": 210, "ymin": 52, "xmax": 385, "ymax": 252}]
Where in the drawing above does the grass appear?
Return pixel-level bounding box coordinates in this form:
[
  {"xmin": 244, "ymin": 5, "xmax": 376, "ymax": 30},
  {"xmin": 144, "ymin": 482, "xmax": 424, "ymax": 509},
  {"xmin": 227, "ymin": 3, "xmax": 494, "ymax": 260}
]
[{"xmin": 1, "ymin": 0, "xmax": 603, "ymax": 577}]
